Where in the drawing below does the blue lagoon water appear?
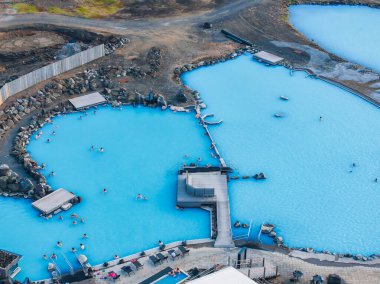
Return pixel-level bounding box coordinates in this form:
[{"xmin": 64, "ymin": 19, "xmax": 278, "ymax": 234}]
[
  {"xmin": 182, "ymin": 53, "xmax": 380, "ymax": 255},
  {"xmin": 290, "ymin": 5, "xmax": 380, "ymax": 72},
  {"xmin": 0, "ymin": 107, "xmax": 212, "ymax": 280}
]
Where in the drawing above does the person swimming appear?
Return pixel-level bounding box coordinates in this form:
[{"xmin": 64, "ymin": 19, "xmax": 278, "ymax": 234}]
[
  {"xmin": 41, "ymin": 163, "xmax": 46, "ymax": 169},
  {"xmin": 59, "ymin": 215, "xmax": 63, "ymax": 220},
  {"xmin": 137, "ymin": 193, "xmax": 142, "ymax": 200},
  {"xmin": 52, "ymin": 131, "xmax": 56, "ymax": 135},
  {"xmin": 49, "ymin": 171, "xmax": 55, "ymax": 176},
  {"xmin": 175, "ymin": 267, "xmax": 180, "ymax": 274},
  {"xmin": 82, "ymin": 233, "xmax": 88, "ymax": 239},
  {"xmin": 73, "ymin": 220, "xmax": 77, "ymax": 225},
  {"xmin": 80, "ymin": 243, "xmax": 85, "ymax": 250},
  {"xmin": 57, "ymin": 241, "xmax": 62, "ymax": 247},
  {"xmin": 43, "ymin": 254, "xmax": 48, "ymax": 260},
  {"xmin": 51, "ymin": 253, "xmax": 57, "ymax": 259},
  {"xmin": 79, "ymin": 116, "xmax": 83, "ymax": 120},
  {"xmin": 99, "ymin": 147, "xmax": 104, "ymax": 153},
  {"xmin": 93, "ymin": 110, "xmax": 97, "ymax": 115},
  {"xmin": 103, "ymin": 188, "xmax": 107, "ymax": 193},
  {"xmin": 114, "ymin": 255, "xmax": 119, "ymax": 259},
  {"xmin": 71, "ymin": 213, "xmax": 79, "ymax": 218},
  {"xmin": 46, "ymin": 139, "xmax": 51, "ymax": 143},
  {"xmin": 80, "ymin": 218, "xmax": 85, "ymax": 223},
  {"xmin": 71, "ymin": 247, "xmax": 77, "ymax": 253}
]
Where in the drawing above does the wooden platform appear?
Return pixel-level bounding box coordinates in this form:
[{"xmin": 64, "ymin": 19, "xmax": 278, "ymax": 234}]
[
  {"xmin": 32, "ymin": 188, "xmax": 75, "ymax": 216},
  {"xmin": 177, "ymin": 168, "xmax": 234, "ymax": 248},
  {"xmin": 253, "ymin": 51, "xmax": 284, "ymax": 65},
  {"xmin": 69, "ymin": 92, "xmax": 106, "ymax": 110}
]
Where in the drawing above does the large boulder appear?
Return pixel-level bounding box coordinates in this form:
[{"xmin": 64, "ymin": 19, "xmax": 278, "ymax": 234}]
[
  {"xmin": 19, "ymin": 178, "xmax": 34, "ymax": 193},
  {"xmin": 0, "ymin": 176, "xmax": 8, "ymax": 190},
  {"xmin": 0, "ymin": 164, "xmax": 11, "ymax": 176},
  {"xmin": 7, "ymin": 182, "xmax": 20, "ymax": 192}
]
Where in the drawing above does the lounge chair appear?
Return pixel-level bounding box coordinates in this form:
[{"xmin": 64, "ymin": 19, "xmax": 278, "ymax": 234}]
[
  {"xmin": 178, "ymin": 245, "xmax": 190, "ymax": 256},
  {"xmin": 157, "ymin": 253, "xmax": 168, "ymax": 263},
  {"xmin": 149, "ymin": 255, "xmax": 161, "ymax": 266},
  {"xmin": 121, "ymin": 266, "xmax": 135, "ymax": 276},
  {"xmin": 131, "ymin": 259, "xmax": 144, "ymax": 270},
  {"xmin": 168, "ymin": 249, "xmax": 180, "ymax": 260}
]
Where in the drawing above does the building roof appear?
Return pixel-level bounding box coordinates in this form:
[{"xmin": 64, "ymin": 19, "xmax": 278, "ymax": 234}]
[
  {"xmin": 253, "ymin": 51, "xmax": 284, "ymax": 64},
  {"xmin": 69, "ymin": 92, "xmax": 106, "ymax": 109},
  {"xmin": 32, "ymin": 188, "xmax": 75, "ymax": 215},
  {"xmin": 0, "ymin": 249, "xmax": 21, "ymax": 269},
  {"xmin": 189, "ymin": 267, "xmax": 257, "ymax": 284},
  {"xmin": 186, "ymin": 172, "xmax": 226, "ymax": 189}
]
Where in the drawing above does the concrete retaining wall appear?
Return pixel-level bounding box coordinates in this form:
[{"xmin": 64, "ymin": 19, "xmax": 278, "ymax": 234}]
[{"xmin": 0, "ymin": 44, "xmax": 105, "ymax": 105}]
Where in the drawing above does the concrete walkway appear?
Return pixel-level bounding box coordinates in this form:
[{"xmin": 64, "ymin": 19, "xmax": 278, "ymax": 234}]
[{"xmin": 214, "ymin": 182, "xmax": 234, "ymax": 248}]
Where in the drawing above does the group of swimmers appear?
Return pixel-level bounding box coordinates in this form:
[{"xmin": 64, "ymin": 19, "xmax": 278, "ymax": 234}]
[
  {"xmin": 168, "ymin": 267, "xmax": 181, "ymax": 277},
  {"xmin": 136, "ymin": 193, "xmax": 148, "ymax": 200},
  {"xmin": 70, "ymin": 213, "xmax": 85, "ymax": 225},
  {"xmin": 43, "ymin": 233, "xmax": 88, "ymax": 260},
  {"xmin": 90, "ymin": 145, "xmax": 105, "ymax": 152}
]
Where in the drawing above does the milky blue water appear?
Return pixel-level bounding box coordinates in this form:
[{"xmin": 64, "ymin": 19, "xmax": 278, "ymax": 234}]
[
  {"xmin": 181, "ymin": 53, "xmax": 380, "ymax": 255},
  {"xmin": 0, "ymin": 106, "xmax": 212, "ymax": 280},
  {"xmin": 290, "ymin": 5, "xmax": 380, "ymax": 72},
  {"xmin": 155, "ymin": 272, "xmax": 188, "ymax": 284}
]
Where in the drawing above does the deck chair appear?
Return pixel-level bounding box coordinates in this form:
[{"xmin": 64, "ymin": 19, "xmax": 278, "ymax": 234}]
[
  {"xmin": 157, "ymin": 252, "xmax": 168, "ymax": 263},
  {"xmin": 121, "ymin": 266, "xmax": 135, "ymax": 276},
  {"xmin": 149, "ymin": 255, "xmax": 161, "ymax": 266},
  {"xmin": 178, "ymin": 245, "xmax": 190, "ymax": 256}
]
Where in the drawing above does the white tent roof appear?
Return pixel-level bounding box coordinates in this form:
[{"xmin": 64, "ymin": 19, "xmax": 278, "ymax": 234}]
[{"xmin": 189, "ymin": 267, "xmax": 257, "ymax": 284}]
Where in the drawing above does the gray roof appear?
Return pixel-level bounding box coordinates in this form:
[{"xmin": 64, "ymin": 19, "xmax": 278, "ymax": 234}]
[
  {"xmin": 32, "ymin": 188, "xmax": 75, "ymax": 215},
  {"xmin": 253, "ymin": 51, "xmax": 284, "ymax": 64},
  {"xmin": 69, "ymin": 92, "xmax": 106, "ymax": 109}
]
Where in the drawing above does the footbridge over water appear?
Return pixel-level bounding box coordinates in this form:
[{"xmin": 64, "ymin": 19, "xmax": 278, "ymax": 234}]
[{"xmin": 177, "ymin": 166, "xmax": 234, "ymax": 248}]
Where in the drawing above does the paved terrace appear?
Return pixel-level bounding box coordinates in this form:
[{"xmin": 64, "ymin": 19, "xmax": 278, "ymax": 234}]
[{"xmin": 76, "ymin": 246, "xmax": 380, "ymax": 284}]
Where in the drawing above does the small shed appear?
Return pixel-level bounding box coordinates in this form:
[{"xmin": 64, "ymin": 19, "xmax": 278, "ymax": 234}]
[
  {"xmin": 69, "ymin": 92, "xmax": 106, "ymax": 110},
  {"xmin": 253, "ymin": 51, "xmax": 284, "ymax": 65},
  {"xmin": 32, "ymin": 188, "xmax": 76, "ymax": 216},
  {"xmin": 0, "ymin": 249, "xmax": 22, "ymax": 279}
]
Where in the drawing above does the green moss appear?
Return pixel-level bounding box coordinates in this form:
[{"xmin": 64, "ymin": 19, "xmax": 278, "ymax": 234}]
[{"xmin": 13, "ymin": 3, "xmax": 38, "ymax": 13}]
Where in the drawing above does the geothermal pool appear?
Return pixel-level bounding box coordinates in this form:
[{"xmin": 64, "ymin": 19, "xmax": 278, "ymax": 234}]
[
  {"xmin": 182, "ymin": 53, "xmax": 380, "ymax": 255},
  {"xmin": 290, "ymin": 5, "xmax": 380, "ymax": 72},
  {"xmin": 1, "ymin": 107, "xmax": 212, "ymax": 280}
]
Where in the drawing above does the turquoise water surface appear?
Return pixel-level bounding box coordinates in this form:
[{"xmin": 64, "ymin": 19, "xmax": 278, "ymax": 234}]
[
  {"xmin": 155, "ymin": 272, "xmax": 188, "ymax": 284},
  {"xmin": 1, "ymin": 107, "xmax": 212, "ymax": 280},
  {"xmin": 290, "ymin": 5, "xmax": 380, "ymax": 72},
  {"xmin": 182, "ymin": 53, "xmax": 380, "ymax": 255}
]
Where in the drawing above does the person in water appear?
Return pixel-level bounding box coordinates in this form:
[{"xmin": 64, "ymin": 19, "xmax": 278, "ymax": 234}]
[
  {"xmin": 49, "ymin": 171, "xmax": 55, "ymax": 176},
  {"xmin": 73, "ymin": 220, "xmax": 77, "ymax": 225},
  {"xmin": 46, "ymin": 139, "xmax": 51, "ymax": 143},
  {"xmin": 137, "ymin": 193, "xmax": 142, "ymax": 200},
  {"xmin": 103, "ymin": 188, "xmax": 107, "ymax": 193},
  {"xmin": 99, "ymin": 147, "xmax": 104, "ymax": 153},
  {"xmin": 114, "ymin": 255, "xmax": 119, "ymax": 259},
  {"xmin": 82, "ymin": 233, "xmax": 88, "ymax": 239},
  {"xmin": 57, "ymin": 241, "xmax": 62, "ymax": 247},
  {"xmin": 79, "ymin": 116, "xmax": 83, "ymax": 120},
  {"xmin": 43, "ymin": 254, "xmax": 48, "ymax": 260},
  {"xmin": 175, "ymin": 268, "xmax": 180, "ymax": 274},
  {"xmin": 59, "ymin": 215, "xmax": 63, "ymax": 221},
  {"xmin": 51, "ymin": 253, "xmax": 57, "ymax": 259},
  {"xmin": 90, "ymin": 145, "xmax": 95, "ymax": 151},
  {"xmin": 52, "ymin": 131, "xmax": 56, "ymax": 135},
  {"xmin": 80, "ymin": 218, "xmax": 85, "ymax": 223},
  {"xmin": 41, "ymin": 163, "xmax": 46, "ymax": 169},
  {"xmin": 80, "ymin": 243, "xmax": 85, "ymax": 250},
  {"xmin": 71, "ymin": 247, "xmax": 77, "ymax": 253}
]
